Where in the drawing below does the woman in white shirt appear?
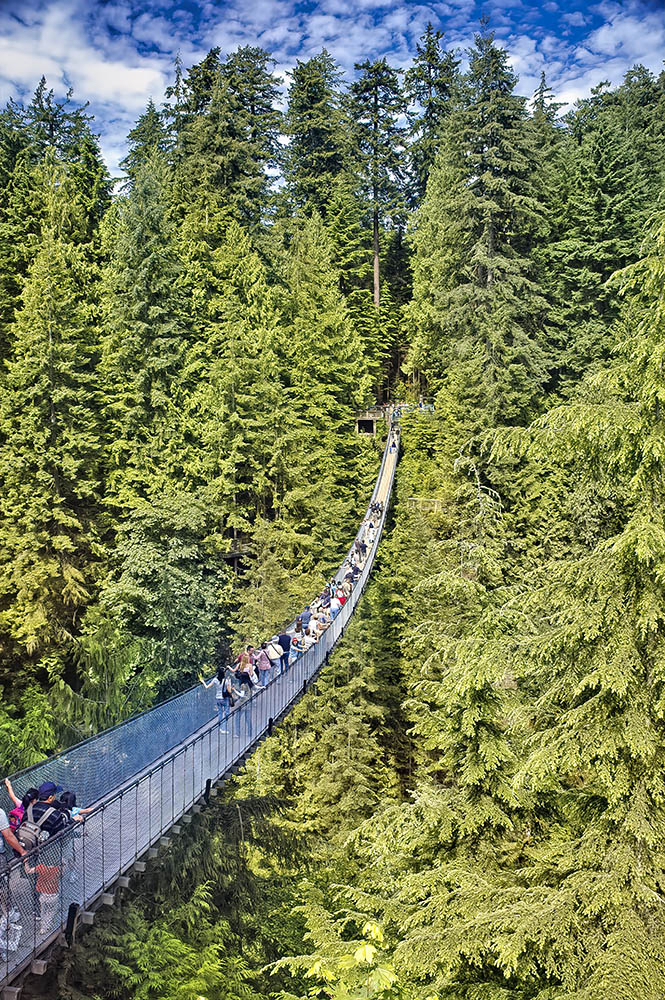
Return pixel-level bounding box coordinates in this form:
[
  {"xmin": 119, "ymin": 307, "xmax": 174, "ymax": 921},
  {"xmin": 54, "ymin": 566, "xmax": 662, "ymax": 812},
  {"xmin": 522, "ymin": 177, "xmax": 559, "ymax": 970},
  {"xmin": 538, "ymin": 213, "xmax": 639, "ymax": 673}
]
[{"xmin": 199, "ymin": 666, "xmax": 236, "ymax": 732}]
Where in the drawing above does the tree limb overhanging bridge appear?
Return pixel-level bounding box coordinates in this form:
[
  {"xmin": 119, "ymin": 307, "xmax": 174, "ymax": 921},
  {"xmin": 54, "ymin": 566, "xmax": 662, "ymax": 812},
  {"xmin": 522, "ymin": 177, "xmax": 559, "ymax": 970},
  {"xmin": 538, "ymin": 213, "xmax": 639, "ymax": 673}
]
[{"xmin": 0, "ymin": 428, "xmax": 400, "ymax": 992}]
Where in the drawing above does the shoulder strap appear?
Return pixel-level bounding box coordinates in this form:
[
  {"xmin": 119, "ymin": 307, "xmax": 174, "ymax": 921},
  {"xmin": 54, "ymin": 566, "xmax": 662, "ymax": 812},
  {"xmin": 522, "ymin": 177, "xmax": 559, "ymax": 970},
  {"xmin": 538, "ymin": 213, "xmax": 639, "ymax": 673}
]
[
  {"xmin": 27, "ymin": 804, "xmax": 56, "ymax": 829},
  {"xmin": 36, "ymin": 807, "xmax": 56, "ymax": 828}
]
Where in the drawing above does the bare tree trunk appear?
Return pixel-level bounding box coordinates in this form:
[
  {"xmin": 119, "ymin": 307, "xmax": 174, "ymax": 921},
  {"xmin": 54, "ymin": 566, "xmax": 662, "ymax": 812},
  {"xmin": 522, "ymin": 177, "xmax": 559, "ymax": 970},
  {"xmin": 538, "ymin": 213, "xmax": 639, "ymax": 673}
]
[{"xmin": 373, "ymin": 207, "xmax": 380, "ymax": 309}]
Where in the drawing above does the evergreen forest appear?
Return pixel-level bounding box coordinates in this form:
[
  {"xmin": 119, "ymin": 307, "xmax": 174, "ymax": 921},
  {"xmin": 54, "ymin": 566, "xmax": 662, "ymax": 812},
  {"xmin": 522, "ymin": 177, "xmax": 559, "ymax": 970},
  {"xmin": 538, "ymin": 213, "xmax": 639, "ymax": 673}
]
[{"xmin": 2, "ymin": 21, "xmax": 665, "ymax": 999}]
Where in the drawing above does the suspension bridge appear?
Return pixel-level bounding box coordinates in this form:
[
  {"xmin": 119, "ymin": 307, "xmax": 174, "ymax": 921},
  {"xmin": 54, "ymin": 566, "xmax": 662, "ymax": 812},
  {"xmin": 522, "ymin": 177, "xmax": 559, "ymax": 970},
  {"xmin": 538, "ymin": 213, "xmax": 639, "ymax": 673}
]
[{"xmin": 0, "ymin": 425, "xmax": 400, "ymax": 995}]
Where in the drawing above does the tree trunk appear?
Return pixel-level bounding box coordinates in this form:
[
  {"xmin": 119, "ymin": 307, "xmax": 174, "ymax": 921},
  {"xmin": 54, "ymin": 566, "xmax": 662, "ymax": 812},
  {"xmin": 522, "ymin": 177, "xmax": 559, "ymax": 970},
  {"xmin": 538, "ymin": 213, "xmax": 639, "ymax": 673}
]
[{"xmin": 373, "ymin": 208, "xmax": 380, "ymax": 309}]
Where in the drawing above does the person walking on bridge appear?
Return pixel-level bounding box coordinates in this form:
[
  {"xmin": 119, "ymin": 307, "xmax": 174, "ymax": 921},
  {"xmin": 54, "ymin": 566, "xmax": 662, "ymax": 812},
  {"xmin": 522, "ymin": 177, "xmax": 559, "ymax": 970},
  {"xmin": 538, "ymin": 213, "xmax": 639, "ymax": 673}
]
[
  {"xmin": 199, "ymin": 666, "xmax": 235, "ymax": 731},
  {"xmin": 19, "ymin": 783, "xmax": 68, "ymax": 847},
  {"xmin": 0, "ymin": 805, "xmax": 26, "ymax": 874},
  {"xmin": 255, "ymin": 643, "xmax": 272, "ymax": 686},
  {"xmin": 277, "ymin": 630, "xmax": 291, "ymax": 672},
  {"xmin": 267, "ymin": 636, "xmax": 283, "ymax": 673}
]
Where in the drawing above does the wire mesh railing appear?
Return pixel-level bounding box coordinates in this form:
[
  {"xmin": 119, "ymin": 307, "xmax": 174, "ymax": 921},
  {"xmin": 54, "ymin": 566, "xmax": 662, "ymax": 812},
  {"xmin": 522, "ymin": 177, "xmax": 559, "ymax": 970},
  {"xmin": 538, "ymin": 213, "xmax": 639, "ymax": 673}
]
[{"xmin": 0, "ymin": 428, "xmax": 399, "ymax": 985}]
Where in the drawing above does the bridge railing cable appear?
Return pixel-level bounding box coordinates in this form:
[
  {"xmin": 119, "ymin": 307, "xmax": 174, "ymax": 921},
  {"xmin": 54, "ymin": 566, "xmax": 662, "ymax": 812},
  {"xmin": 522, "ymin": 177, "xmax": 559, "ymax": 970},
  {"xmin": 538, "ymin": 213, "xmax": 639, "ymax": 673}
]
[{"xmin": 0, "ymin": 428, "xmax": 399, "ymax": 985}]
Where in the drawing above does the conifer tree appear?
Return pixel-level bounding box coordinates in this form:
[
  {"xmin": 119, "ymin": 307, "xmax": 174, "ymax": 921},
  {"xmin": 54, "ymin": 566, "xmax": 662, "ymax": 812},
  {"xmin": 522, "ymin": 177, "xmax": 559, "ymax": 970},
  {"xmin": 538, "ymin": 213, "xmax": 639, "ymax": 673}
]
[
  {"xmin": 174, "ymin": 73, "xmax": 249, "ymax": 219},
  {"xmin": 179, "ymin": 47, "xmax": 223, "ymax": 116},
  {"xmin": 349, "ymin": 59, "xmax": 406, "ymax": 308},
  {"xmin": 278, "ymin": 213, "xmax": 372, "ymax": 564},
  {"xmin": 284, "ymin": 50, "xmax": 349, "ymax": 215},
  {"xmin": 0, "ymin": 149, "xmax": 45, "ymax": 359},
  {"xmin": 545, "ymin": 70, "xmax": 663, "ymax": 389},
  {"xmin": 0, "ymin": 98, "xmax": 30, "ymax": 193},
  {"xmin": 102, "ymin": 152, "xmax": 187, "ymax": 508},
  {"xmin": 173, "ymin": 48, "xmax": 280, "ymax": 228},
  {"xmin": 323, "ymin": 175, "xmax": 375, "ymax": 369},
  {"xmin": 418, "ymin": 209, "xmax": 665, "ymax": 997},
  {"xmin": 121, "ymin": 99, "xmax": 170, "ymax": 183},
  {"xmin": 19, "ymin": 77, "xmax": 93, "ymax": 160},
  {"xmin": 178, "ymin": 205, "xmax": 285, "ymax": 541},
  {"xmin": 408, "ymin": 27, "xmax": 548, "ymax": 430},
  {"xmin": 0, "ymin": 93, "xmax": 110, "ymax": 359},
  {"xmin": 404, "ymin": 23, "xmax": 460, "ymax": 201},
  {"xmin": 221, "ymin": 45, "xmax": 282, "ymax": 190}
]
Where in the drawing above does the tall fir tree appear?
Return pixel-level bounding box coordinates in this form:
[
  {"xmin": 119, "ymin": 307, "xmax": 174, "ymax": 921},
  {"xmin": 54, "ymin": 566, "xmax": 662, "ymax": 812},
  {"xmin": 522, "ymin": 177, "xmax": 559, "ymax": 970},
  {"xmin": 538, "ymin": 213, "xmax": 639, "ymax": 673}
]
[
  {"xmin": 408, "ymin": 27, "xmax": 549, "ymax": 432},
  {"xmin": 283, "ymin": 49, "xmax": 349, "ymax": 215},
  {"xmin": 221, "ymin": 45, "xmax": 282, "ymax": 222},
  {"xmin": 121, "ymin": 99, "xmax": 171, "ymax": 184},
  {"xmin": 278, "ymin": 212, "xmax": 372, "ymax": 567},
  {"xmin": 348, "ymin": 59, "xmax": 406, "ymax": 309},
  {"xmin": 102, "ymin": 152, "xmax": 187, "ymax": 508},
  {"xmin": 544, "ymin": 68, "xmax": 664, "ymax": 391},
  {"xmin": 178, "ymin": 207, "xmax": 286, "ymax": 541},
  {"xmin": 404, "ymin": 23, "xmax": 460, "ymax": 202}
]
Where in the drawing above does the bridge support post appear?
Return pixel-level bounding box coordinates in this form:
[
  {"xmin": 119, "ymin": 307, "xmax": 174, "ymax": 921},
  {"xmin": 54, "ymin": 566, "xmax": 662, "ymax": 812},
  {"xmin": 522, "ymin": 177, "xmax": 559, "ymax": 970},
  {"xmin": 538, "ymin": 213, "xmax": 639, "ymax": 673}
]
[
  {"xmin": 65, "ymin": 903, "xmax": 79, "ymax": 946},
  {"xmin": 204, "ymin": 778, "xmax": 212, "ymax": 804},
  {"xmin": 268, "ymin": 717, "xmax": 273, "ymax": 736}
]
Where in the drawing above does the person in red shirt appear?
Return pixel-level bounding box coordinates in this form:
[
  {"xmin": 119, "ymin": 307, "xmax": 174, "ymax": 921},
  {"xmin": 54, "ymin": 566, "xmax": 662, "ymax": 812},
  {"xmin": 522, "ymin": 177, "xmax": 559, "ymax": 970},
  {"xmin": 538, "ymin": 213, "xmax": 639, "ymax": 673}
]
[{"xmin": 24, "ymin": 859, "xmax": 61, "ymax": 936}]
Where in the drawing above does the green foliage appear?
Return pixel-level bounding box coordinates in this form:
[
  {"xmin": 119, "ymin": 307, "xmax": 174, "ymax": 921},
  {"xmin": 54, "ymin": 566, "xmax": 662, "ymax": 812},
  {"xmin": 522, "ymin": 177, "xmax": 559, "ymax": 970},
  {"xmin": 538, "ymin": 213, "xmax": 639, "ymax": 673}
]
[
  {"xmin": 70, "ymin": 493, "xmax": 229, "ymax": 714},
  {"xmin": 349, "ymin": 57, "xmax": 406, "ymax": 310},
  {"xmin": 0, "ymin": 686, "xmax": 58, "ymax": 772},
  {"xmin": 101, "ymin": 151, "xmax": 188, "ymax": 507},
  {"xmin": 274, "ymin": 903, "xmax": 400, "ymax": 1000},
  {"xmin": 543, "ymin": 69, "xmax": 665, "ymax": 391},
  {"xmin": 408, "ymin": 28, "xmax": 549, "ymax": 434},
  {"xmin": 284, "ymin": 49, "xmax": 349, "ymax": 215},
  {"xmin": 404, "ymin": 23, "xmax": 460, "ymax": 202},
  {"xmin": 61, "ymin": 882, "xmax": 260, "ymax": 1000},
  {"xmin": 172, "ymin": 46, "xmax": 281, "ymax": 228},
  {"xmin": 0, "ymin": 156, "xmax": 104, "ymax": 684},
  {"xmin": 2, "ymin": 36, "xmax": 665, "ymax": 1000},
  {"xmin": 121, "ymin": 99, "xmax": 171, "ymax": 183},
  {"xmin": 178, "ymin": 211, "xmax": 285, "ymax": 537}
]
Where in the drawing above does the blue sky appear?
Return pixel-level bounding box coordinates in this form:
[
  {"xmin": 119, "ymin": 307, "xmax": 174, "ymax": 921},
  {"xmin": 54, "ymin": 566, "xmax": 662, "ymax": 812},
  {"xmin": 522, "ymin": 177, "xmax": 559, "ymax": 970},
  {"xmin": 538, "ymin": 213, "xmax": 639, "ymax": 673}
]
[{"xmin": 1, "ymin": 0, "xmax": 663, "ymax": 174}]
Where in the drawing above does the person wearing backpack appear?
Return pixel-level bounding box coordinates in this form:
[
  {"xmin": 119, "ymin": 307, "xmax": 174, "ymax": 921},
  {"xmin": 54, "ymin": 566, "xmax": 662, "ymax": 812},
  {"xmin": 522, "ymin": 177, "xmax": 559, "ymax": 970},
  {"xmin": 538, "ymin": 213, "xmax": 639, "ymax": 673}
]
[
  {"xmin": 0, "ymin": 805, "xmax": 26, "ymax": 874},
  {"xmin": 17, "ymin": 783, "xmax": 67, "ymax": 852},
  {"xmin": 267, "ymin": 636, "xmax": 283, "ymax": 674},
  {"xmin": 255, "ymin": 643, "xmax": 272, "ymax": 686},
  {"xmin": 3, "ymin": 779, "xmax": 38, "ymax": 838}
]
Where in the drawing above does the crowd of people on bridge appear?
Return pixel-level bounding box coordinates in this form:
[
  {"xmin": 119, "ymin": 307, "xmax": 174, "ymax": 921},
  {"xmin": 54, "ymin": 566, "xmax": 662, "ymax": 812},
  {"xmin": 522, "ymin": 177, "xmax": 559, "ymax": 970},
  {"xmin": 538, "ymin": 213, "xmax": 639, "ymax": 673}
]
[
  {"xmin": 1, "ymin": 487, "xmax": 390, "ymax": 960},
  {"xmin": 1, "ymin": 779, "xmax": 92, "ymax": 947},
  {"xmin": 199, "ymin": 502, "xmax": 385, "ymax": 731}
]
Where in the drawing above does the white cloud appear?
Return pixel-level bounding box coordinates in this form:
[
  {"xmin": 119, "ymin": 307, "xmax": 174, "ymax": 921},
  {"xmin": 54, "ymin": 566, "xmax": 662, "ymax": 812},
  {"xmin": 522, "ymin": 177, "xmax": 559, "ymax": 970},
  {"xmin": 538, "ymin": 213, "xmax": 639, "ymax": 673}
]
[
  {"xmin": 562, "ymin": 10, "xmax": 588, "ymax": 26},
  {"xmin": 0, "ymin": 0, "xmax": 662, "ymax": 175}
]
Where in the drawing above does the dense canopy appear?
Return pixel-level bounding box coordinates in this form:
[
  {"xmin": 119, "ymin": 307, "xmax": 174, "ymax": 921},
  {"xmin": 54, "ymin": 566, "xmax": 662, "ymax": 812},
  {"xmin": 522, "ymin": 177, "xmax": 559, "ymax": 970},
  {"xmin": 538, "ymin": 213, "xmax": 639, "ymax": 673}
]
[{"xmin": 1, "ymin": 26, "xmax": 665, "ymax": 1000}]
